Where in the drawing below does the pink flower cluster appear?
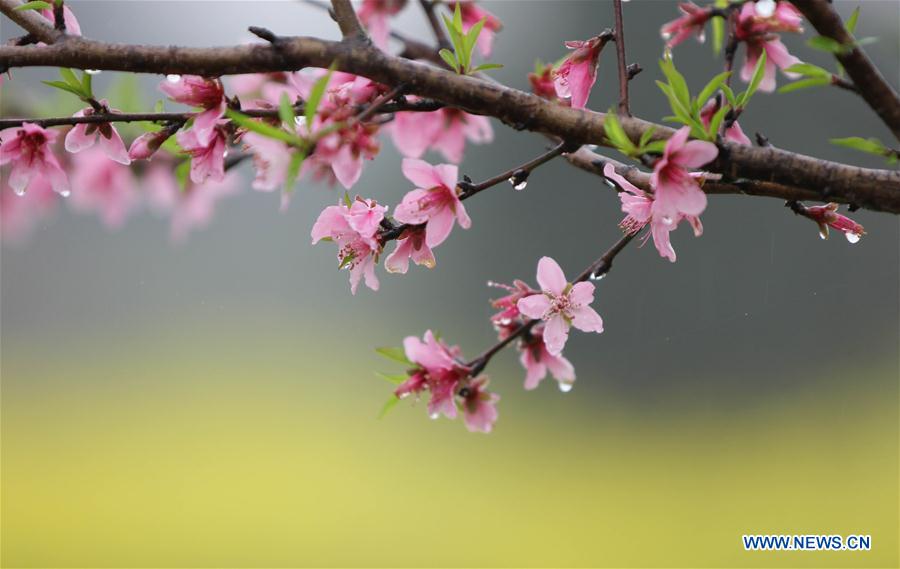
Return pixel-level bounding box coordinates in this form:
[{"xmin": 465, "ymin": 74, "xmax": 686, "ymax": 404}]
[
  {"xmin": 489, "ymin": 256, "xmax": 605, "ymax": 391},
  {"xmin": 394, "ymin": 330, "xmax": 499, "ymax": 433},
  {"xmin": 605, "ymin": 127, "xmax": 718, "ymax": 262},
  {"xmin": 661, "ymin": 0, "xmax": 803, "ymax": 91},
  {"xmin": 804, "ymin": 203, "xmax": 866, "ymax": 243}
]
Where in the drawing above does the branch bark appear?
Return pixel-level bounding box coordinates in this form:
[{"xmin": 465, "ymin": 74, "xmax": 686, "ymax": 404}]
[
  {"xmin": 792, "ymin": 0, "xmax": 900, "ymax": 141},
  {"xmin": 0, "ymin": 0, "xmax": 63, "ymax": 44},
  {"xmin": 1, "ymin": 34, "xmax": 899, "ymax": 212},
  {"xmin": 612, "ymin": 0, "xmax": 629, "ymax": 116},
  {"xmin": 329, "ymin": 0, "xmax": 366, "ymax": 40}
]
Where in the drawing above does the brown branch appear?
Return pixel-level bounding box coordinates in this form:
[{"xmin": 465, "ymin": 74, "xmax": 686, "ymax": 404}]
[
  {"xmin": 1, "ymin": 35, "xmax": 899, "ymax": 213},
  {"xmin": 419, "ymin": 0, "xmax": 450, "ymax": 50},
  {"xmin": 0, "ymin": 0, "xmax": 63, "ymax": 44},
  {"xmin": 330, "ymin": 0, "xmax": 366, "ymax": 40},
  {"xmin": 467, "ymin": 231, "xmax": 635, "ymax": 376},
  {"xmin": 612, "ymin": 0, "xmax": 630, "ymax": 116},
  {"xmin": 791, "ymin": 0, "xmax": 900, "ymax": 141}
]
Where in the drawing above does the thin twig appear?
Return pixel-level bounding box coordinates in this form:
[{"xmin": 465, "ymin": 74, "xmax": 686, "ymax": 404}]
[
  {"xmin": 467, "ymin": 232, "xmax": 635, "ymax": 376},
  {"xmin": 612, "ymin": 0, "xmax": 630, "ymax": 116},
  {"xmin": 419, "ymin": 0, "xmax": 451, "ymax": 49},
  {"xmin": 330, "ymin": 0, "xmax": 367, "ymax": 40},
  {"xmin": 0, "ymin": 0, "xmax": 61, "ymax": 44}
]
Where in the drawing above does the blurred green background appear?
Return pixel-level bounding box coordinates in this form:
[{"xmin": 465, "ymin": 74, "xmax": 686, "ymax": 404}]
[{"xmin": 1, "ymin": 1, "xmax": 898, "ymax": 567}]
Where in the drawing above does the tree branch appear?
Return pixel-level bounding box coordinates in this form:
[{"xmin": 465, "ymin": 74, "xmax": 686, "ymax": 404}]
[
  {"xmin": 612, "ymin": 0, "xmax": 630, "ymax": 116},
  {"xmin": 330, "ymin": 0, "xmax": 366, "ymax": 40},
  {"xmin": 0, "ymin": 0, "xmax": 63, "ymax": 44},
  {"xmin": 419, "ymin": 0, "xmax": 450, "ymax": 49},
  {"xmin": 1, "ymin": 35, "xmax": 899, "ymax": 213},
  {"xmin": 791, "ymin": 0, "xmax": 900, "ymax": 141}
]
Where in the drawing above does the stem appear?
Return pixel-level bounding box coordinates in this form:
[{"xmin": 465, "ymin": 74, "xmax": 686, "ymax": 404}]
[
  {"xmin": 466, "ymin": 232, "xmax": 635, "ymax": 376},
  {"xmin": 379, "ymin": 142, "xmax": 570, "ymax": 242},
  {"xmin": 419, "ymin": 0, "xmax": 451, "ymax": 49},
  {"xmin": 612, "ymin": 0, "xmax": 630, "ymax": 116}
]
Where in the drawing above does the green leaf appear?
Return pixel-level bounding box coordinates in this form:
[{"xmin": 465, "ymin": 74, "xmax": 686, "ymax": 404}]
[
  {"xmin": 784, "ymin": 62, "xmax": 831, "ymax": 77},
  {"xmin": 638, "ymin": 126, "xmax": 656, "ymax": 149},
  {"xmin": 470, "ymin": 63, "xmax": 504, "ymax": 73},
  {"xmin": 442, "ymin": 13, "xmax": 468, "ymax": 70},
  {"xmin": 603, "ymin": 110, "xmax": 637, "ymax": 155},
  {"xmin": 304, "ymin": 64, "xmax": 335, "ymax": 129},
  {"xmin": 377, "ymin": 395, "xmax": 401, "ymax": 419},
  {"xmin": 711, "ymin": 14, "xmax": 724, "ymax": 55},
  {"xmin": 154, "ymin": 99, "xmax": 165, "ymax": 113},
  {"xmin": 375, "ymin": 346, "xmax": 412, "ymax": 365},
  {"xmin": 721, "ymin": 83, "xmax": 737, "ymax": 107},
  {"xmin": 705, "ymin": 104, "xmax": 730, "ymax": 141},
  {"xmin": 376, "ymin": 372, "xmax": 409, "ymax": 385},
  {"xmin": 225, "ymin": 109, "xmax": 303, "ymax": 145},
  {"xmin": 845, "ymin": 7, "xmax": 861, "ymax": 34},
  {"xmin": 338, "ymin": 251, "xmax": 357, "ymax": 269},
  {"xmin": 13, "ymin": 1, "xmax": 51, "ymax": 11},
  {"xmin": 695, "ymin": 71, "xmax": 731, "ymax": 111},
  {"xmin": 59, "ymin": 68, "xmax": 81, "ymax": 91},
  {"xmin": 807, "ymin": 35, "xmax": 847, "ymax": 54},
  {"xmin": 279, "ymin": 92, "xmax": 296, "ymax": 131},
  {"xmin": 463, "ymin": 17, "xmax": 486, "ymax": 68},
  {"xmin": 80, "ymin": 71, "xmax": 93, "ymax": 99},
  {"xmin": 41, "ymin": 80, "xmax": 84, "ymax": 97},
  {"xmin": 283, "ymin": 150, "xmax": 306, "ymax": 193},
  {"xmin": 439, "ymin": 48, "xmax": 460, "ymax": 73},
  {"xmin": 740, "ymin": 50, "xmax": 767, "ymax": 106},
  {"xmin": 830, "ymin": 136, "xmax": 891, "ymax": 156},
  {"xmin": 642, "ymin": 140, "xmax": 668, "ymax": 154},
  {"xmin": 656, "ymin": 81, "xmax": 692, "ymax": 123},
  {"xmin": 659, "ymin": 58, "xmax": 691, "ymax": 111},
  {"xmin": 342, "ymin": 191, "xmax": 353, "ymax": 208},
  {"xmin": 452, "ymin": 1, "xmax": 463, "ymax": 32},
  {"xmin": 175, "ymin": 159, "xmax": 191, "ymax": 191},
  {"xmin": 777, "ymin": 77, "xmax": 830, "ymax": 93}
]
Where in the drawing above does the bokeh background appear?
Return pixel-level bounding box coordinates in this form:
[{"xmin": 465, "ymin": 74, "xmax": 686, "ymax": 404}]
[{"xmin": 2, "ymin": 1, "xmax": 898, "ymax": 567}]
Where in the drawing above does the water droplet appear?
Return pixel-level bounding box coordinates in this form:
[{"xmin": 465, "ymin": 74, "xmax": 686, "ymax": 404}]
[
  {"xmin": 661, "ymin": 32, "xmax": 672, "ymax": 41},
  {"xmin": 398, "ymin": 392, "xmax": 409, "ymax": 400},
  {"xmin": 13, "ymin": 187, "xmax": 25, "ymax": 196},
  {"xmin": 223, "ymin": 149, "xmax": 229, "ymax": 158},
  {"xmin": 846, "ymin": 232, "xmax": 861, "ymax": 244},
  {"xmin": 85, "ymin": 69, "xmax": 101, "ymax": 75},
  {"xmin": 294, "ymin": 116, "xmax": 307, "ymax": 128},
  {"xmin": 559, "ymin": 382, "xmax": 574, "ymax": 393},
  {"xmin": 59, "ymin": 189, "xmax": 71, "ymax": 198},
  {"xmin": 661, "ymin": 214, "xmax": 675, "ymax": 225},
  {"xmin": 514, "ymin": 180, "xmax": 527, "ymax": 191},
  {"xmin": 818, "ymin": 232, "xmax": 827, "ymax": 240},
  {"xmin": 590, "ymin": 271, "xmax": 606, "ymax": 281},
  {"xmin": 166, "ymin": 74, "xmax": 181, "ymax": 83},
  {"xmin": 755, "ymin": 0, "xmax": 776, "ymax": 17},
  {"xmin": 429, "ymin": 412, "xmax": 440, "ymax": 420}
]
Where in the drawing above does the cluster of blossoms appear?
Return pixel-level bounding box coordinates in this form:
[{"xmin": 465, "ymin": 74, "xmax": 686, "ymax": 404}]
[
  {"xmin": 394, "ymin": 331, "xmax": 499, "ymax": 433},
  {"xmin": 662, "ymin": 0, "xmax": 803, "ymax": 91}
]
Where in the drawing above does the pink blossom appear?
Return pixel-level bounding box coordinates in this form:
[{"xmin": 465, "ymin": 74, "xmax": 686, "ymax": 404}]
[
  {"xmin": 660, "ymin": 2, "xmax": 713, "ymax": 48},
  {"xmin": 384, "ymin": 225, "xmax": 435, "ymax": 274},
  {"xmin": 143, "ymin": 163, "xmax": 241, "ymax": 243},
  {"xmin": 128, "ymin": 129, "xmax": 173, "ymax": 161},
  {"xmin": 0, "ymin": 123, "xmax": 69, "ymax": 197},
  {"xmin": 242, "ymin": 132, "xmax": 294, "ymax": 192},
  {"xmin": 160, "ymin": 76, "xmax": 226, "ymax": 143},
  {"xmin": 39, "ymin": 5, "xmax": 81, "ymax": 35},
  {"xmin": 735, "ymin": 2, "xmax": 803, "ymax": 92},
  {"xmin": 553, "ymin": 36, "xmax": 607, "ymax": 109},
  {"xmin": 358, "ymin": 0, "xmax": 407, "ymax": 49},
  {"xmin": 176, "ymin": 125, "xmax": 227, "ymax": 184},
  {"xmin": 314, "ymin": 120, "xmax": 380, "ymax": 189},
  {"xmin": 450, "ymin": 2, "xmax": 503, "ymax": 57},
  {"xmin": 603, "ymin": 163, "xmax": 691, "ymax": 263},
  {"xmin": 393, "ymin": 158, "xmax": 470, "ymax": 248},
  {"xmin": 529, "ymin": 63, "xmax": 566, "ymax": 104},
  {"xmin": 519, "ymin": 325, "xmax": 575, "ymax": 391},
  {"xmin": 460, "ymin": 378, "xmax": 499, "ymax": 433},
  {"xmin": 390, "ymin": 108, "xmax": 493, "ymax": 163},
  {"xmin": 69, "ymin": 146, "xmax": 139, "ymax": 229},
  {"xmin": 699, "ymin": 98, "xmax": 751, "ymax": 146},
  {"xmin": 650, "ymin": 126, "xmax": 718, "ymax": 224},
  {"xmin": 804, "ymin": 203, "xmax": 866, "ymax": 243},
  {"xmin": 64, "ymin": 101, "xmax": 130, "ymax": 164},
  {"xmin": 516, "ymin": 257, "xmax": 603, "ymax": 356},
  {"xmin": 489, "ymin": 279, "xmax": 535, "ymax": 328},
  {"xmin": 396, "ymin": 330, "xmax": 470, "ymax": 421},
  {"xmin": 311, "ymin": 197, "xmax": 386, "ymax": 294},
  {"xmin": 1, "ymin": 176, "xmax": 58, "ymax": 243}
]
